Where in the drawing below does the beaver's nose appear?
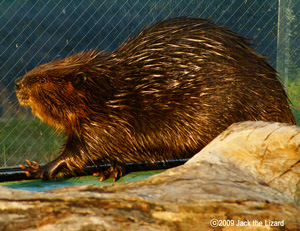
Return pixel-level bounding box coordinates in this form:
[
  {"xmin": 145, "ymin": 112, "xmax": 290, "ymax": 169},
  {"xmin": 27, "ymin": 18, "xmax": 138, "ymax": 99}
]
[{"xmin": 14, "ymin": 77, "xmax": 23, "ymax": 91}]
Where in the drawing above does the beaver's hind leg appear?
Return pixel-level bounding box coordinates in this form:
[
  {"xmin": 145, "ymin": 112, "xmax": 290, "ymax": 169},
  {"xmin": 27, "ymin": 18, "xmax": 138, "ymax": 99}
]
[{"xmin": 93, "ymin": 164, "xmax": 126, "ymax": 182}]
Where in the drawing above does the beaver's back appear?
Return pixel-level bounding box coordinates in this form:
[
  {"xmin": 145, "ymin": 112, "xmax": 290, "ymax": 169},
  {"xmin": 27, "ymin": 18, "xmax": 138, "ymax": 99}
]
[{"xmin": 108, "ymin": 17, "xmax": 294, "ymax": 124}]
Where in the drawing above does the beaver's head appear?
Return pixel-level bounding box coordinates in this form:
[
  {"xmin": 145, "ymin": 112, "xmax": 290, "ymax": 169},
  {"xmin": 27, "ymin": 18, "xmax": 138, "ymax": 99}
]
[{"xmin": 15, "ymin": 51, "xmax": 115, "ymax": 132}]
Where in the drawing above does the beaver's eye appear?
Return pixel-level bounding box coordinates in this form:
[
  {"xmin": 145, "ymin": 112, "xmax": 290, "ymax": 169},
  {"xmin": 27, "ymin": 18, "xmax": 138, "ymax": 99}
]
[{"xmin": 40, "ymin": 78, "xmax": 46, "ymax": 84}]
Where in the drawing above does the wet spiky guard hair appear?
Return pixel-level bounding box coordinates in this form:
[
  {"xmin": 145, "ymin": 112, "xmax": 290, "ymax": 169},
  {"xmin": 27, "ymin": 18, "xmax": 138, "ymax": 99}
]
[{"xmin": 15, "ymin": 17, "xmax": 295, "ymax": 181}]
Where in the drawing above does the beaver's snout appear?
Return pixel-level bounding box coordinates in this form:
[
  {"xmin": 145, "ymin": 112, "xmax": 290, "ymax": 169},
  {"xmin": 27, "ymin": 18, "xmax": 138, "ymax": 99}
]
[{"xmin": 14, "ymin": 77, "xmax": 24, "ymax": 91}]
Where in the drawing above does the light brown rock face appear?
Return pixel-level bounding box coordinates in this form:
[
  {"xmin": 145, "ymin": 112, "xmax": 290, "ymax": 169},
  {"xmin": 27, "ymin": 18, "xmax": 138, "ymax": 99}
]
[
  {"xmin": 0, "ymin": 121, "xmax": 300, "ymax": 230},
  {"xmin": 189, "ymin": 121, "xmax": 300, "ymax": 200}
]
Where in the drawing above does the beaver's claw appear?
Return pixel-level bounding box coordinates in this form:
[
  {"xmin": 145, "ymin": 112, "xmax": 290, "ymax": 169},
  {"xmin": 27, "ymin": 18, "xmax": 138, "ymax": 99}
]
[{"xmin": 93, "ymin": 165, "xmax": 125, "ymax": 182}]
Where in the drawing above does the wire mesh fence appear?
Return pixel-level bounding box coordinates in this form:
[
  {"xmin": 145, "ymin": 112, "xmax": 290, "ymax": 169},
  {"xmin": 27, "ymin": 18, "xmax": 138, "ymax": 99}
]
[{"xmin": 0, "ymin": 0, "xmax": 299, "ymax": 168}]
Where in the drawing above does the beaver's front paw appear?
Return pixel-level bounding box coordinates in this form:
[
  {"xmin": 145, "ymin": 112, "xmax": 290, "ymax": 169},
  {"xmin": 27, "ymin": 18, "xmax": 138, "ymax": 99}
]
[{"xmin": 20, "ymin": 160, "xmax": 50, "ymax": 180}]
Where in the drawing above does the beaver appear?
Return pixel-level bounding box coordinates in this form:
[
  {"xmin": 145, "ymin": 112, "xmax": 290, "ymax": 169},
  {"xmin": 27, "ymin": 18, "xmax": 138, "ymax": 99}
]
[{"xmin": 15, "ymin": 17, "xmax": 296, "ymax": 181}]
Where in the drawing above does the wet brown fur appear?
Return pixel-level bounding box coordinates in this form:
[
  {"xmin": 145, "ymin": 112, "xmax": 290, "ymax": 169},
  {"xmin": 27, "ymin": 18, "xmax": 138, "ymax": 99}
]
[{"xmin": 15, "ymin": 17, "xmax": 296, "ymax": 180}]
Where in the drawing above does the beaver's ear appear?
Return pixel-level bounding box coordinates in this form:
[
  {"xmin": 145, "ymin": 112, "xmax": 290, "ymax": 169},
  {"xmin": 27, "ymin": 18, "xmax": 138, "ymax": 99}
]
[{"xmin": 72, "ymin": 72, "xmax": 87, "ymax": 89}]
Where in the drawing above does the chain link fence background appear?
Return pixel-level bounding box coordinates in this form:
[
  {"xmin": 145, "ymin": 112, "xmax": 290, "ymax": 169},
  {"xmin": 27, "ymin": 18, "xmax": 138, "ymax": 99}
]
[{"xmin": 0, "ymin": 0, "xmax": 299, "ymax": 168}]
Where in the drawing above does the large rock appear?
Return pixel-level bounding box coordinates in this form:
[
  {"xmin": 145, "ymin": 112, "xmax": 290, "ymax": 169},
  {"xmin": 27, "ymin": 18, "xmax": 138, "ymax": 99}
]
[
  {"xmin": 0, "ymin": 121, "xmax": 300, "ymax": 230},
  {"xmin": 190, "ymin": 120, "xmax": 300, "ymax": 200}
]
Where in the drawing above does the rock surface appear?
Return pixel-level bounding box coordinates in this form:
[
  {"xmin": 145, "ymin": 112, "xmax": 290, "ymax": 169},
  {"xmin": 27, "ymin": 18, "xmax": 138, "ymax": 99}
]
[{"xmin": 1, "ymin": 121, "xmax": 300, "ymax": 230}]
